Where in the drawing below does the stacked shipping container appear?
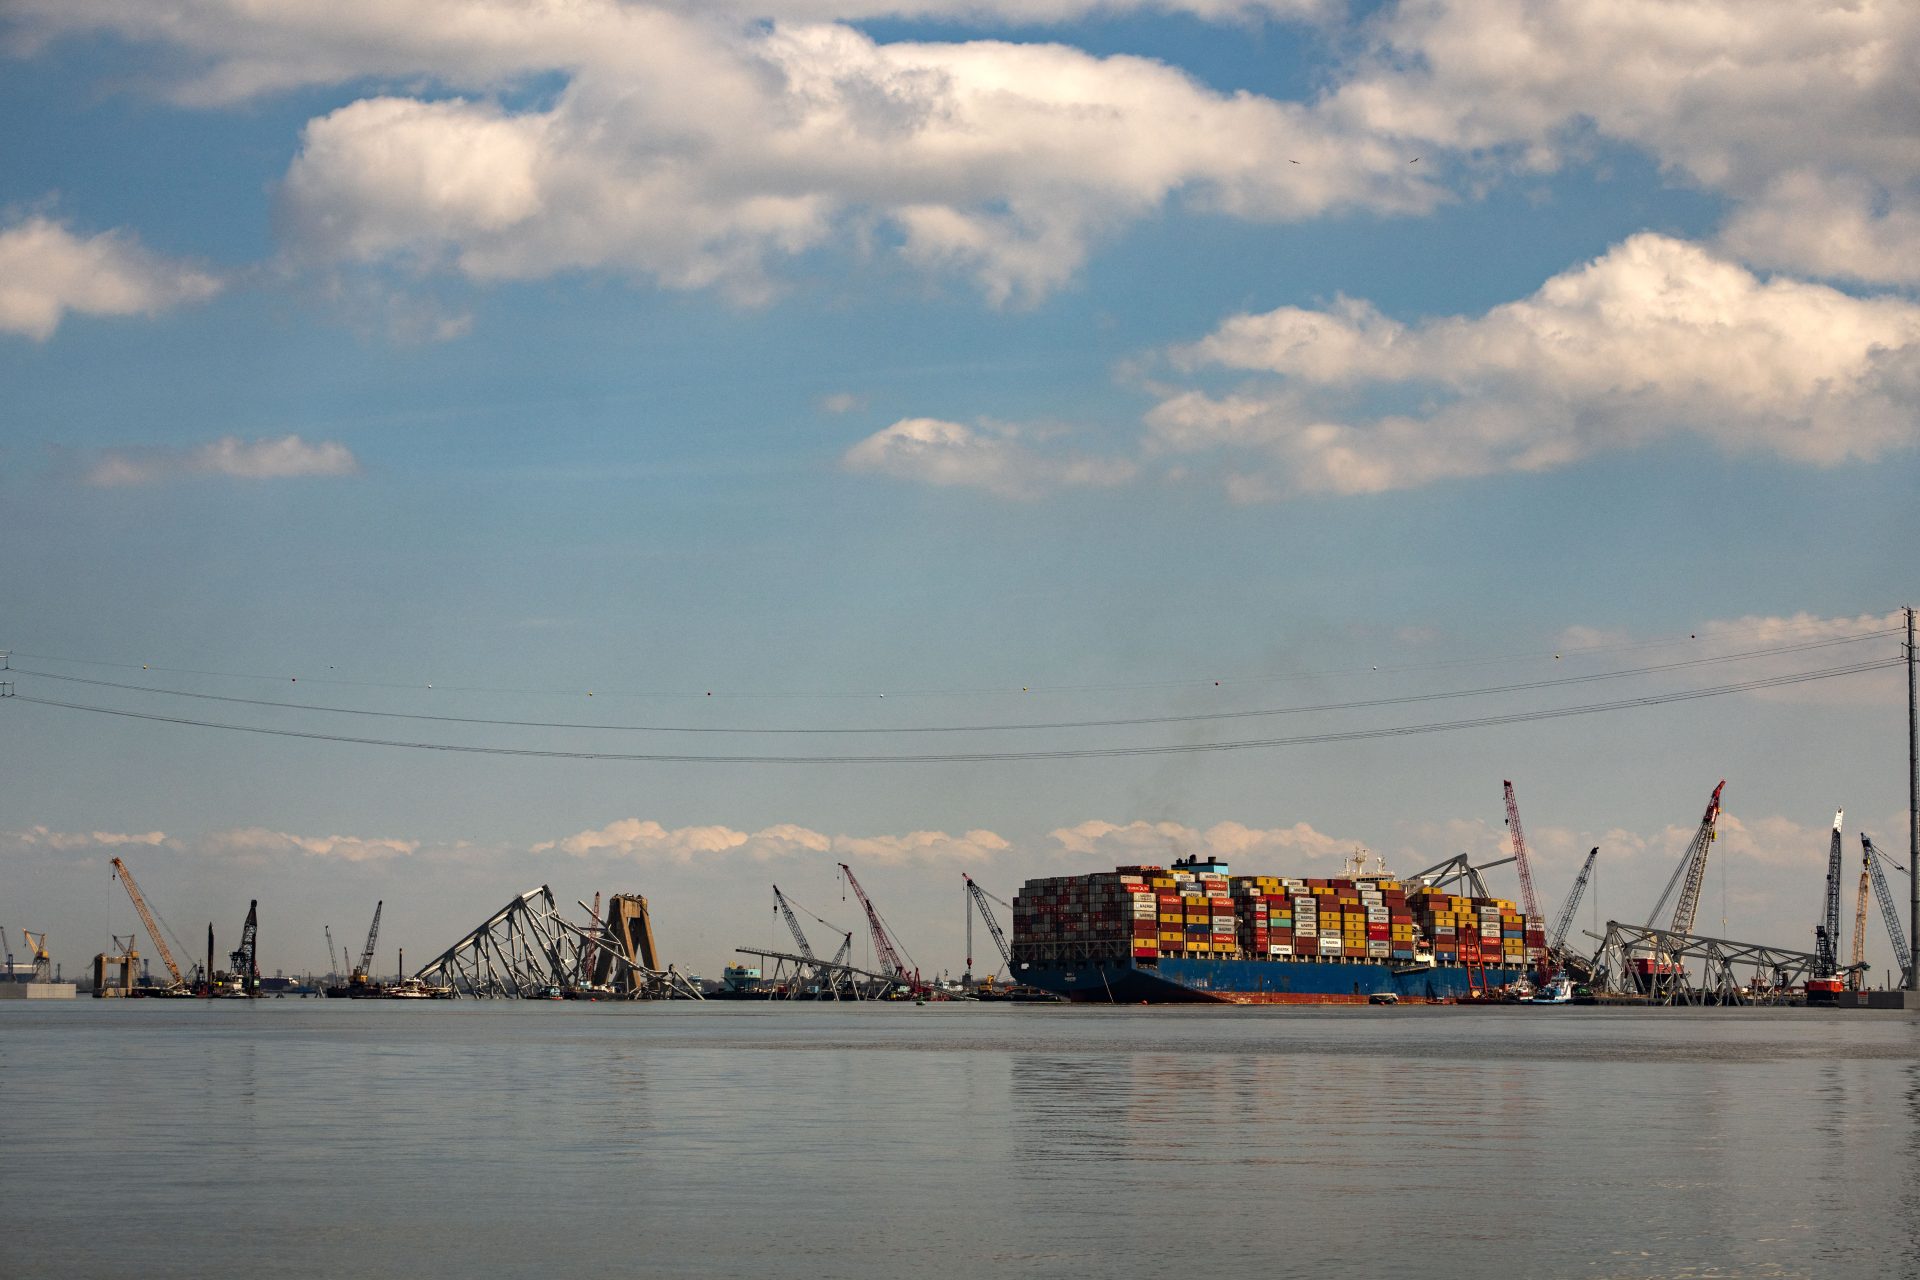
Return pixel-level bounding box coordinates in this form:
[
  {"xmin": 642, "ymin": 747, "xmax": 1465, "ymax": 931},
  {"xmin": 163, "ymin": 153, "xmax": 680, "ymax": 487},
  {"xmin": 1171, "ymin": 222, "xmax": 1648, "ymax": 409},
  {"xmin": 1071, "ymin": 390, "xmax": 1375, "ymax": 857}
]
[
  {"xmin": 1402, "ymin": 886, "xmax": 1546, "ymax": 967},
  {"xmin": 1013, "ymin": 863, "xmax": 1541, "ymax": 972}
]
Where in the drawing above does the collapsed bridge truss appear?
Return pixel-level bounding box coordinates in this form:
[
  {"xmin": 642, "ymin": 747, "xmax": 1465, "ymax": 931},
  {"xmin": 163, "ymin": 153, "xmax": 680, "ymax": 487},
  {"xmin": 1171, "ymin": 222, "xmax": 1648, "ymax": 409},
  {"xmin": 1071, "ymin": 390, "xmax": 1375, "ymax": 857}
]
[
  {"xmin": 733, "ymin": 945, "xmax": 904, "ymax": 999},
  {"xmin": 415, "ymin": 886, "xmax": 702, "ymax": 1000},
  {"xmin": 1587, "ymin": 921, "xmax": 1828, "ymax": 1005}
]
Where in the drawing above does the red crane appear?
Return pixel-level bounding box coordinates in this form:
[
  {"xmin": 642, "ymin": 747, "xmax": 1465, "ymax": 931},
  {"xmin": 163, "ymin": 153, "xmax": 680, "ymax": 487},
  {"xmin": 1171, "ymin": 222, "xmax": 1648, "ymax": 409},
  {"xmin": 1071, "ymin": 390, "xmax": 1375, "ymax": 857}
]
[
  {"xmin": 1502, "ymin": 780, "xmax": 1543, "ymax": 926},
  {"xmin": 838, "ymin": 863, "xmax": 919, "ymax": 991}
]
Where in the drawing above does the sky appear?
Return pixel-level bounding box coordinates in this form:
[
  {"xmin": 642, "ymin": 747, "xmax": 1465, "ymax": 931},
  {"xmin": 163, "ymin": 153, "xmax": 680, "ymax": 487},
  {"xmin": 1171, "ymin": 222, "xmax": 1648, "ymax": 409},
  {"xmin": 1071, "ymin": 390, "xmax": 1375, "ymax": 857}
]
[{"xmin": 2, "ymin": 0, "xmax": 1917, "ymax": 987}]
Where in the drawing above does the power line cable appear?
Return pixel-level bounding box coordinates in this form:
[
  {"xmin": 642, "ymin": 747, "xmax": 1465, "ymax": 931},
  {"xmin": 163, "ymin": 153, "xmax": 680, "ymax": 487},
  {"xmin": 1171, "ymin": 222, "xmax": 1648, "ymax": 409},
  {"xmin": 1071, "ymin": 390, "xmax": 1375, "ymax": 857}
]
[
  {"xmin": 6, "ymin": 656, "xmax": 1896, "ymax": 765},
  {"xmin": 6, "ymin": 613, "xmax": 1896, "ymax": 701},
  {"xmin": 6, "ymin": 629, "xmax": 1892, "ymax": 737}
]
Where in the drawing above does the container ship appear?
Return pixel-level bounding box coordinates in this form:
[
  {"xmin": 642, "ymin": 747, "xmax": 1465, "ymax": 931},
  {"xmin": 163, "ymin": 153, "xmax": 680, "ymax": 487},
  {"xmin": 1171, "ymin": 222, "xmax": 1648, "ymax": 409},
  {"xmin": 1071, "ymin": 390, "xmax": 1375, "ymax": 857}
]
[{"xmin": 1011, "ymin": 856, "xmax": 1540, "ymax": 1004}]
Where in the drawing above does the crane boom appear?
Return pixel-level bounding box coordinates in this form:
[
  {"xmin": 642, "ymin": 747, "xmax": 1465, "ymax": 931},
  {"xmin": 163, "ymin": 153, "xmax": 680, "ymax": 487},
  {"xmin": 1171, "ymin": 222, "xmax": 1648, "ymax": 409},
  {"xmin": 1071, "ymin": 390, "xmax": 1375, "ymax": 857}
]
[
  {"xmin": 354, "ymin": 901, "xmax": 382, "ymax": 982},
  {"xmin": 1547, "ymin": 847, "xmax": 1599, "ymax": 954},
  {"xmin": 1502, "ymin": 781, "xmax": 1543, "ymax": 925},
  {"xmin": 1851, "ymin": 864, "xmax": 1871, "ymax": 990},
  {"xmin": 1645, "ymin": 781, "xmax": 1725, "ymax": 935},
  {"xmin": 963, "ymin": 874, "xmax": 1012, "ymax": 975},
  {"xmin": 110, "ymin": 857, "xmax": 184, "ymax": 988},
  {"xmin": 1816, "ymin": 810, "xmax": 1845, "ymax": 977},
  {"xmin": 772, "ymin": 886, "xmax": 818, "ymax": 963},
  {"xmin": 838, "ymin": 863, "xmax": 913, "ymax": 985},
  {"xmin": 1864, "ymin": 835, "xmax": 1914, "ymax": 986},
  {"xmin": 229, "ymin": 901, "xmax": 259, "ymax": 993}
]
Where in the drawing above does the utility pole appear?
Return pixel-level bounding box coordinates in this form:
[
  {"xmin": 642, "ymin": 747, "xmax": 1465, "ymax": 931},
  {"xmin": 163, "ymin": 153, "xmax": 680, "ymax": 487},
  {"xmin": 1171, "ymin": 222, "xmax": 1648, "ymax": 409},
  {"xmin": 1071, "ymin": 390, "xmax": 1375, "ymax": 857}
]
[{"xmin": 1907, "ymin": 604, "xmax": 1918, "ymax": 994}]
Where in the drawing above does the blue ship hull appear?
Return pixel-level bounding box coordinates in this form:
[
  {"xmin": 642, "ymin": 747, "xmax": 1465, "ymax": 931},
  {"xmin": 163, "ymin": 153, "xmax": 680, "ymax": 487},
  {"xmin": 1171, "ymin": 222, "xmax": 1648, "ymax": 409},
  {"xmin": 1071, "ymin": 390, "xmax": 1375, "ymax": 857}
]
[{"xmin": 1020, "ymin": 955, "xmax": 1527, "ymax": 1004}]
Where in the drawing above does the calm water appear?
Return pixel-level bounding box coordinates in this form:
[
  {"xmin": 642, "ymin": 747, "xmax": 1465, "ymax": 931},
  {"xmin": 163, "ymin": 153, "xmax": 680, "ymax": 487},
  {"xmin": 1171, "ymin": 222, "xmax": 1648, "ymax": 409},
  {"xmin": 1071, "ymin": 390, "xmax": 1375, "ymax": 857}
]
[{"xmin": 2, "ymin": 1001, "xmax": 1917, "ymax": 1279}]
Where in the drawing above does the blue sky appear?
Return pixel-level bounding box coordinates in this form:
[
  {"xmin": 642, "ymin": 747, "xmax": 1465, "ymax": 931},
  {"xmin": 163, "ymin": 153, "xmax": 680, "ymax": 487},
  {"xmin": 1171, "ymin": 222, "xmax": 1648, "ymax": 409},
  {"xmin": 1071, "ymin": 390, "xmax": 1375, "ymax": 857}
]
[{"xmin": 3, "ymin": 1, "xmax": 1917, "ymax": 984}]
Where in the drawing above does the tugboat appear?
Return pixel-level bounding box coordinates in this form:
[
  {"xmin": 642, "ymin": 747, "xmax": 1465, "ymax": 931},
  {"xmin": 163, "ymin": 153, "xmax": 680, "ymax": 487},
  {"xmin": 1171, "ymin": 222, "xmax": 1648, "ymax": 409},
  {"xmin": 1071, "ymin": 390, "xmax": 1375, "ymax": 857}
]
[{"xmin": 1530, "ymin": 973, "xmax": 1577, "ymax": 1004}]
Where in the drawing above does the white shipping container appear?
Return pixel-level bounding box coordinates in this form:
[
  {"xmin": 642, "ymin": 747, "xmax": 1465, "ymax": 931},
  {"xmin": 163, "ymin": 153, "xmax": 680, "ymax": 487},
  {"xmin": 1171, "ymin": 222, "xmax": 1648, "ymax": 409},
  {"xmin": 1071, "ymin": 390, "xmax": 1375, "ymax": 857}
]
[
  {"xmin": 1366, "ymin": 941, "xmax": 1391, "ymax": 956},
  {"xmin": 1270, "ymin": 944, "xmax": 1294, "ymax": 956}
]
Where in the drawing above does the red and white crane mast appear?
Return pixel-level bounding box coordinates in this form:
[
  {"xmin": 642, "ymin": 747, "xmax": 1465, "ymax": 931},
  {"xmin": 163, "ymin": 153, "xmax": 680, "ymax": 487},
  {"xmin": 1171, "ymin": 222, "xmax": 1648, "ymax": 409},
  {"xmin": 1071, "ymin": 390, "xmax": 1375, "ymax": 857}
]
[
  {"xmin": 1502, "ymin": 780, "xmax": 1543, "ymax": 926},
  {"xmin": 838, "ymin": 863, "xmax": 917, "ymax": 990}
]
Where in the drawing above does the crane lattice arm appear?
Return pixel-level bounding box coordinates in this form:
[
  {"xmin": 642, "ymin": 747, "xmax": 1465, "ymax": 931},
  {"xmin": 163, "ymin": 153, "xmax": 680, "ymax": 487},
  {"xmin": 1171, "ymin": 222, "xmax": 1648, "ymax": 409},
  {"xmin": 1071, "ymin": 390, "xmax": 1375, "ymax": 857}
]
[
  {"xmin": 963, "ymin": 874, "xmax": 1012, "ymax": 973},
  {"xmin": 1645, "ymin": 781, "xmax": 1725, "ymax": 936},
  {"xmin": 1502, "ymin": 781, "xmax": 1543, "ymax": 925},
  {"xmin": 1851, "ymin": 864, "xmax": 1871, "ymax": 990},
  {"xmin": 838, "ymin": 863, "xmax": 912, "ymax": 985},
  {"xmin": 1863, "ymin": 835, "xmax": 1914, "ymax": 987},
  {"xmin": 1547, "ymin": 847, "xmax": 1599, "ymax": 954},
  {"xmin": 110, "ymin": 857, "xmax": 184, "ymax": 988},
  {"xmin": 1815, "ymin": 811, "xmax": 1844, "ymax": 977},
  {"xmin": 355, "ymin": 901, "xmax": 383, "ymax": 981},
  {"xmin": 772, "ymin": 886, "xmax": 818, "ymax": 963},
  {"xmin": 230, "ymin": 901, "xmax": 259, "ymax": 987}
]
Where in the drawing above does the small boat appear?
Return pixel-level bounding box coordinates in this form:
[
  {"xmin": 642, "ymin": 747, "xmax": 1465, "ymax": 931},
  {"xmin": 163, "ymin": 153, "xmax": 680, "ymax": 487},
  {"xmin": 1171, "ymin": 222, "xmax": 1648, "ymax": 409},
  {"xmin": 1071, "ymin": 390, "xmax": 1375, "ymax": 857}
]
[
  {"xmin": 1530, "ymin": 974, "xmax": 1576, "ymax": 1004},
  {"xmin": 1368, "ymin": 991, "xmax": 1400, "ymax": 1005}
]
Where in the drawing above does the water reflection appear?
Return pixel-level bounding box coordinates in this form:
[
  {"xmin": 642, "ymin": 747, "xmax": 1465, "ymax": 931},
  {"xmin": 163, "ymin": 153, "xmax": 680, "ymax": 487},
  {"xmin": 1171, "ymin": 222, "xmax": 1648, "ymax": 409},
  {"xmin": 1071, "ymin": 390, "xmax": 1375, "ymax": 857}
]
[{"xmin": 4, "ymin": 1003, "xmax": 1919, "ymax": 1279}]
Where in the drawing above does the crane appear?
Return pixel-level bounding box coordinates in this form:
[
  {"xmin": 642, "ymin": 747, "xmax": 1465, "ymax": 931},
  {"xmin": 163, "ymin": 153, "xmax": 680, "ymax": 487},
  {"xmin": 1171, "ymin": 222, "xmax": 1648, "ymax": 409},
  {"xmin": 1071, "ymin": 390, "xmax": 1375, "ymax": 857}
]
[
  {"xmin": 352, "ymin": 901, "xmax": 382, "ymax": 988},
  {"xmin": 772, "ymin": 885, "xmax": 819, "ymax": 964},
  {"xmin": 1645, "ymin": 781, "xmax": 1725, "ymax": 936},
  {"xmin": 1814, "ymin": 810, "xmax": 1845, "ymax": 979},
  {"xmin": 838, "ymin": 863, "xmax": 917, "ymax": 990},
  {"xmin": 1502, "ymin": 781, "xmax": 1544, "ymax": 926},
  {"xmin": 20, "ymin": 930, "xmax": 52, "ymax": 983},
  {"xmin": 1, "ymin": 925, "xmax": 14, "ymax": 978},
  {"xmin": 229, "ymin": 900, "xmax": 259, "ymax": 994},
  {"xmin": 110, "ymin": 857, "xmax": 186, "ymax": 990},
  {"xmin": 1863, "ymin": 835, "xmax": 1914, "ymax": 988},
  {"xmin": 1851, "ymin": 862, "xmax": 1872, "ymax": 991},
  {"xmin": 962, "ymin": 874, "xmax": 1012, "ymax": 983},
  {"xmin": 1547, "ymin": 847, "xmax": 1599, "ymax": 956},
  {"xmin": 324, "ymin": 924, "xmax": 336, "ymax": 980}
]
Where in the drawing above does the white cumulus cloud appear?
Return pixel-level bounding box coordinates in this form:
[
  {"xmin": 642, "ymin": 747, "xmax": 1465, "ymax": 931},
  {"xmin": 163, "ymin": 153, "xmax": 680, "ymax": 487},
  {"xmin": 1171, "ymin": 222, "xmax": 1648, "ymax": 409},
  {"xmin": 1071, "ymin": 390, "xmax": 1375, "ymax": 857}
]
[
  {"xmin": 83, "ymin": 435, "xmax": 361, "ymax": 486},
  {"xmin": 1328, "ymin": 0, "xmax": 1920, "ymax": 285},
  {"xmin": 14, "ymin": 826, "xmax": 173, "ymax": 851},
  {"xmin": 842, "ymin": 417, "xmax": 1135, "ymax": 498},
  {"xmin": 0, "ymin": 216, "xmax": 220, "ymax": 340},
  {"xmin": 1149, "ymin": 234, "xmax": 1920, "ymax": 498},
  {"xmin": 269, "ymin": 23, "xmax": 1431, "ymax": 304},
  {"xmin": 533, "ymin": 817, "xmax": 1010, "ymax": 865},
  {"xmin": 1049, "ymin": 818, "xmax": 1359, "ymax": 866},
  {"xmin": 12, "ymin": 2, "xmax": 1432, "ymax": 304},
  {"xmin": 208, "ymin": 828, "xmax": 420, "ymax": 862}
]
